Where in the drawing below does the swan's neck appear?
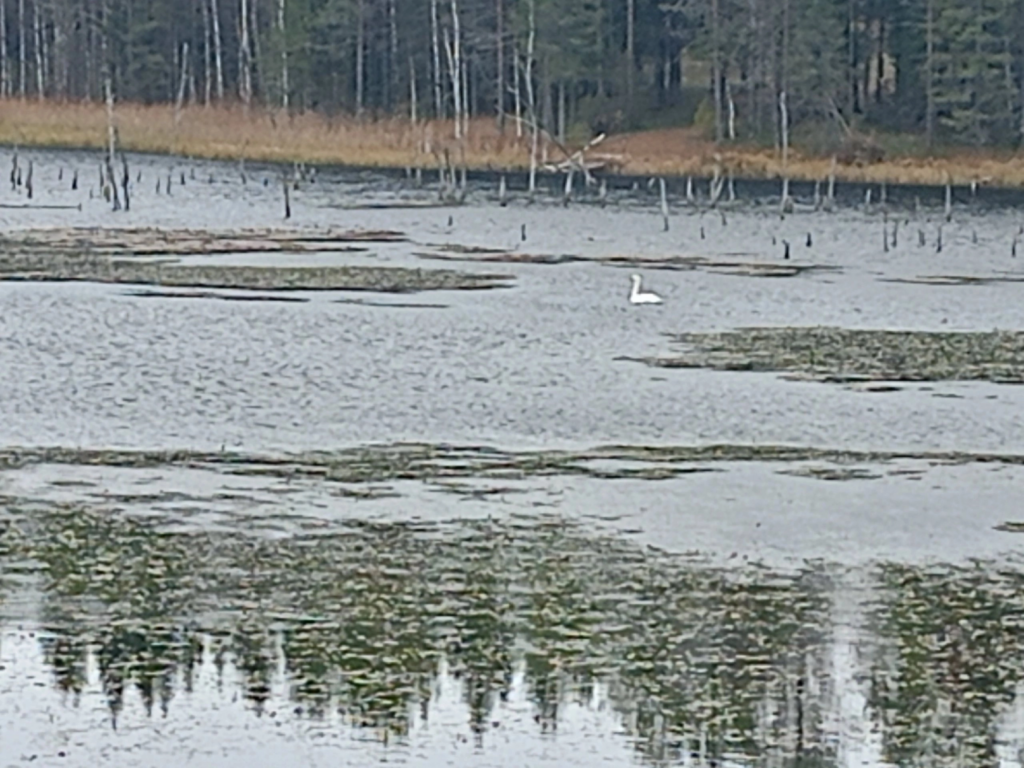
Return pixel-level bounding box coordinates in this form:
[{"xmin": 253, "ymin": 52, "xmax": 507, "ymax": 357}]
[{"xmin": 630, "ymin": 279, "xmax": 641, "ymax": 298}]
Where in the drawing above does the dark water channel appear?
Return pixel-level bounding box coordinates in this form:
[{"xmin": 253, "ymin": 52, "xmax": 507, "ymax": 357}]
[{"xmin": 2, "ymin": 148, "xmax": 1024, "ymax": 766}]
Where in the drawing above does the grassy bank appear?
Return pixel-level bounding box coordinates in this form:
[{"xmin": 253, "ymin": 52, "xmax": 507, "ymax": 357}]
[{"xmin": 3, "ymin": 98, "xmax": 1024, "ymax": 188}]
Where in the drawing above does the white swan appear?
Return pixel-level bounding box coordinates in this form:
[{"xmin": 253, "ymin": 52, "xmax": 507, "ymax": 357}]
[{"xmin": 629, "ymin": 274, "xmax": 663, "ymax": 305}]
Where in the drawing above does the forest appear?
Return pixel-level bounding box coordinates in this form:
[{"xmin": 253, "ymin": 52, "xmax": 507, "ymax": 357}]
[{"xmin": 0, "ymin": 0, "xmax": 1023, "ymax": 152}]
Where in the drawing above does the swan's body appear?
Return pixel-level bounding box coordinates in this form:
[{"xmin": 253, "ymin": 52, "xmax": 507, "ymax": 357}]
[{"xmin": 629, "ymin": 274, "xmax": 663, "ymax": 305}]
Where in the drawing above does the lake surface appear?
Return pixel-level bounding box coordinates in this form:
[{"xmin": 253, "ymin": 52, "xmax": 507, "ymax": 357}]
[{"xmin": 2, "ymin": 147, "xmax": 1024, "ymax": 767}]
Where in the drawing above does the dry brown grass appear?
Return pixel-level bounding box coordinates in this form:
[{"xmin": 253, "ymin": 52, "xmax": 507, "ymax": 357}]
[{"xmin": 3, "ymin": 98, "xmax": 1024, "ymax": 187}]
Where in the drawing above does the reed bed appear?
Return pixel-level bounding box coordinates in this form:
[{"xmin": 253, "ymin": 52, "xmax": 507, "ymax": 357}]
[{"xmin": 4, "ymin": 98, "xmax": 1024, "ymax": 186}]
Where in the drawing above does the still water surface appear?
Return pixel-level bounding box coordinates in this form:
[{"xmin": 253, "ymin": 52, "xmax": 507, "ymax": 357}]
[{"xmin": 2, "ymin": 148, "xmax": 1024, "ymax": 766}]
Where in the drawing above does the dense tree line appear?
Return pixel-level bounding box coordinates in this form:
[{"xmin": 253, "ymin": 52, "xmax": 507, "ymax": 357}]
[{"xmin": 1, "ymin": 0, "xmax": 1023, "ymax": 148}]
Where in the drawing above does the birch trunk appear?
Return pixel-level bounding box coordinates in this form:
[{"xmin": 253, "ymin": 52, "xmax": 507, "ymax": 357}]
[
  {"xmin": 711, "ymin": 0, "xmax": 722, "ymax": 142},
  {"xmin": 33, "ymin": 0, "xmax": 44, "ymax": 97},
  {"xmin": 175, "ymin": 42, "xmax": 190, "ymax": 123},
  {"xmin": 557, "ymin": 80, "xmax": 565, "ymax": 143},
  {"xmin": 388, "ymin": 0, "xmax": 398, "ymax": 110},
  {"xmin": 779, "ymin": 90, "xmax": 792, "ymax": 213},
  {"xmin": 430, "ymin": 0, "xmax": 442, "ymax": 118},
  {"xmin": 201, "ymin": 0, "xmax": 212, "ymax": 104},
  {"xmin": 18, "ymin": 0, "xmax": 25, "ymax": 96},
  {"xmin": 495, "ymin": 0, "xmax": 504, "ymax": 130},
  {"xmin": 512, "ymin": 41, "xmax": 522, "ymax": 137},
  {"xmin": 460, "ymin": 45, "xmax": 469, "ymax": 138},
  {"xmin": 278, "ymin": 0, "xmax": 288, "ymax": 109},
  {"xmin": 239, "ymin": 0, "xmax": 252, "ymax": 106},
  {"xmin": 847, "ymin": 0, "xmax": 856, "ymax": 116},
  {"xmin": 210, "ymin": 0, "xmax": 225, "ymax": 100},
  {"xmin": 925, "ymin": 0, "xmax": 934, "ymax": 147},
  {"xmin": 450, "ymin": 0, "xmax": 463, "ymax": 139},
  {"xmin": 104, "ymin": 75, "xmax": 120, "ymax": 210},
  {"xmin": 1, "ymin": 0, "xmax": 7, "ymax": 97},
  {"xmin": 355, "ymin": 0, "xmax": 364, "ymax": 116},
  {"xmin": 525, "ymin": 0, "xmax": 537, "ymax": 195},
  {"xmin": 409, "ymin": 55, "xmax": 418, "ymax": 122}
]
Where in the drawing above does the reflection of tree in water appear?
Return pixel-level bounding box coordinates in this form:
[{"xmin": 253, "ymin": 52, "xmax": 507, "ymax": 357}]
[
  {"xmin": 611, "ymin": 561, "xmax": 834, "ymax": 766},
  {"xmin": 5, "ymin": 502, "xmax": 837, "ymax": 763},
  {"xmin": 868, "ymin": 563, "xmax": 1024, "ymax": 767},
  {"xmin": 30, "ymin": 505, "xmax": 204, "ymax": 723},
  {"xmin": 442, "ymin": 519, "xmax": 517, "ymax": 739},
  {"xmin": 518, "ymin": 519, "xmax": 609, "ymax": 732}
]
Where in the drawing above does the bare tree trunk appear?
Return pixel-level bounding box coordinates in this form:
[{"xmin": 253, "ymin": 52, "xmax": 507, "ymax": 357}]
[
  {"xmin": 202, "ymin": 0, "xmax": 212, "ymax": 104},
  {"xmin": 875, "ymin": 16, "xmax": 884, "ymax": 104},
  {"xmin": 847, "ymin": 0, "xmax": 856, "ymax": 116},
  {"xmin": 104, "ymin": 74, "xmax": 120, "ymax": 210},
  {"xmin": 451, "ymin": 0, "xmax": 463, "ymax": 139},
  {"xmin": 512, "ymin": 40, "xmax": 522, "ymax": 137},
  {"xmin": 557, "ymin": 79, "xmax": 565, "ymax": 142},
  {"xmin": 625, "ymin": 0, "xmax": 634, "ymax": 104},
  {"xmin": 33, "ymin": 0, "xmax": 43, "ymax": 97},
  {"xmin": 782, "ymin": 0, "xmax": 789, "ymax": 96},
  {"xmin": 496, "ymin": 0, "xmax": 504, "ymax": 130},
  {"xmin": 278, "ymin": 0, "xmax": 288, "ymax": 108},
  {"xmin": 99, "ymin": 0, "xmax": 109, "ymax": 102},
  {"xmin": 409, "ymin": 55, "xmax": 418, "ymax": 122},
  {"xmin": 355, "ymin": 0, "xmax": 364, "ymax": 116},
  {"xmin": 175, "ymin": 42, "xmax": 190, "ymax": 123},
  {"xmin": 430, "ymin": 0, "xmax": 442, "ymax": 118},
  {"xmin": 18, "ymin": 0, "xmax": 25, "ymax": 96},
  {"xmin": 1, "ymin": 0, "xmax": 8, "ymax": 97},
  {"xmin": 712, "ymin": 0, "xmax": 722, "ymax": 142},
  {"xmin": 460, "ymin": 44, "xmax": 469, "ymax": 137},
  {"xmin": 388, "ymin": 0, "xmax": 398, "ymax": 111},
  {"xmin": 249, "ymin": 0, "xmax": 261, "ymax": 99},
  {"xmin": 210, "ymin": 0, "xmax": 225, "ymax": 100},
  {"xmin": 525, "ymin": 0, "xmax": 537, "ymax": 195},
  {"xmin": 925, "ymin": 0, "xmax": 934, "ymax": 147},
  {"xmin": 726, "ymin": 78, "xmax": 736, "ymax": 140},
  {"xmin": 239, "ymin": 0, "xmax": 252, "ymax": 106},
  {"xmin": 779, "ymin": 90, "xmax": 792, "ymax": 213}
]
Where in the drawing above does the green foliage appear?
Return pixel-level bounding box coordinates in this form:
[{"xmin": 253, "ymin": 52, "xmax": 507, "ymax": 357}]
[
  {"xmin": 5, "ymin": 0, "xmax": 1024, "ymax": 148},
  {"xmin": 931, "ymin": 0, "xmax": 1019, "ymax": 144}
]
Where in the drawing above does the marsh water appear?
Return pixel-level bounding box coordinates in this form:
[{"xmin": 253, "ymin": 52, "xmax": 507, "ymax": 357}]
[{"xmin": 2, "ymin": 148, "xmax": 1024, "ymax": 767}]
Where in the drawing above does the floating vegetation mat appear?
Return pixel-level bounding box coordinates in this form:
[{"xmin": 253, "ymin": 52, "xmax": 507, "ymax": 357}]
[
  {"xmin": 883, "ymin": 274, "xmax": 1024, "ymax": 287},
  {"xmin": 0, "ymin": 442, "xmax": 1021, "ymax": 482},
  {"xmin": 627, "ymin": 327, "xmax": 1024, "ymax": 384},
  {"xmin": 0, "ymin": 252, "xmax": 512, "ymax": 293},
  {"xmin": 417, "ymin": 248, "xmax": 838, "ymax": 278},
  {"xmin": 0, "ymin": 226, "xmax": 408, "ymax": 256}
]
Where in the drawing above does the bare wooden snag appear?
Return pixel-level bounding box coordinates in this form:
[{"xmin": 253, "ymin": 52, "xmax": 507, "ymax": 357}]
[
  {"xmin": 659, "ymin": 177, "xmax": 669, "ymax": 232},
  {"xmin": 104, "ymin": 76, "xmax": 122, "ymax": 211},
  {"xmin": 121, "ymin": 156, "xmax": 131, "ymax": 212}
]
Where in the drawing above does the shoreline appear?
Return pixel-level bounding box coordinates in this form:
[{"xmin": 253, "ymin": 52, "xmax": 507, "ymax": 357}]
[{"xmin": 3, "ymin": 98, "xmax": 1024, "ymax": 190}]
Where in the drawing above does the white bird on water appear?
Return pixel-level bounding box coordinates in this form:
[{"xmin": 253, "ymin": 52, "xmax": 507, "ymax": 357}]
[{"xmin": 629, "ymin": 274, "xmax": 663, "ymax": 305}]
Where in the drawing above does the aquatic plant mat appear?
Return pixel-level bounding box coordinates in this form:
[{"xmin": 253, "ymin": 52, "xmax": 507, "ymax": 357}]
[
  {"xmin": 0, "ymin": 227, "xmax": 512, "ymax": 293},
  {"xmin": 627, "ymin": 327, "xmax": 1024, "ymax": 384},
  {"xmin": 417, "ymin": 247, "xmax": 839, "ymax": 278},
  {"xmin": 0, "ymin": 226, "xmax": 409, "ymax": 254},
  {"xmin": 1, "ymin": 442, "xmax": 1022, "ymax": 482}
]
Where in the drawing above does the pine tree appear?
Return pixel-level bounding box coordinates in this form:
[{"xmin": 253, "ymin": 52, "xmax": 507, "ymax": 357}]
[{"xmin": 932, "ymin": 0, "xmax": 1017, "ymax": 144}]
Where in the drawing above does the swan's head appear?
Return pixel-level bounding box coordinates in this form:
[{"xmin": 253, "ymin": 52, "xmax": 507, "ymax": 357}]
[{"xmin": 630, "ymin": 274, "xmax": 641, "ymax": 285}]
